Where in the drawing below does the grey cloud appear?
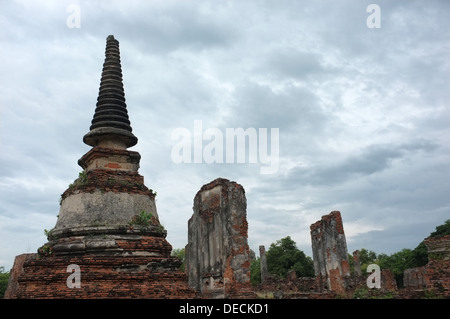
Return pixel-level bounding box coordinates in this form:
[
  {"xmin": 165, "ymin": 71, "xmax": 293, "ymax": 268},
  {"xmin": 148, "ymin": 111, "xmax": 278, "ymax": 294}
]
[
  {"xmin": 289, "ymin": 140, "xmax": 440, "ymax": 186},
  {"xmin": 223, "ymin": 81, "xmax": 327, "ymax": 130},
  {"xmin": 80, "ymin": 1, "xmax": 238, "ymax": 54},
  {"xmin": 264, "ymin": 50, "xmax": 325, "ymax": 79}
]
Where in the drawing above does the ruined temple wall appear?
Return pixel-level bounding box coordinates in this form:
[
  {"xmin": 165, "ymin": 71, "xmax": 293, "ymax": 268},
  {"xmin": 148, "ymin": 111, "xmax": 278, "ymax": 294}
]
[{"xmin": 403, "ymin": 266, "xmax": 427, "ymax": 289}]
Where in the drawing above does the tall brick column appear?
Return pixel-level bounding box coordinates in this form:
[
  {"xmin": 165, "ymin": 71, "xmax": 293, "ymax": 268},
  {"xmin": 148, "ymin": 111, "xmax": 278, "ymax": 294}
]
[
  {"xmin": 186, "ymin": 178, "xmax": 254, "ymax": 298},
  {"xmin": 353, "ymin": 250, "xmax": 362, "ymax": 276},
  {"xmin": 310, "ymin": 211, "xmax": 350, "ymax": 294}
]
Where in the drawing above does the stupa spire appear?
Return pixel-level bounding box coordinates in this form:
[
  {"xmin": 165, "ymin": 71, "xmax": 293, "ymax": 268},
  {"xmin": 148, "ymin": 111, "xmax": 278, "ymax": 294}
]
[
  {"xmin": 4, "ymin": 35, "xmax": 197, "ymax": 299},
  {"xmin": 83, "ymin": 35, "xmax": 137, "ymax": 149}
]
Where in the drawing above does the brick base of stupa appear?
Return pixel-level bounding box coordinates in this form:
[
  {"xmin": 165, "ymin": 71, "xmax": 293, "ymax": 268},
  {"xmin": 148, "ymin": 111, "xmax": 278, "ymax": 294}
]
[{"xmin": 5, "ymin": 252, "xmax": 197, "ymax": 298}]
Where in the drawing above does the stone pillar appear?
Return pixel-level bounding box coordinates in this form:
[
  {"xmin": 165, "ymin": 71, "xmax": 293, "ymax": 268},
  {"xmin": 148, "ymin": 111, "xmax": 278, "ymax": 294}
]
[
  {"xmin": 186, "ymin": 178, "xmax": 253, "ymax": 298},
  {"xmin": 353, "ymin": 250, "xmax": 362, "ymax": 276},
  {"xmin": 259, "ymin": 245, "xmax": 268, "ymax": 284},
  {"xmin": 310, "ymin": 211, "xmax": 350, "ymax": 294}
]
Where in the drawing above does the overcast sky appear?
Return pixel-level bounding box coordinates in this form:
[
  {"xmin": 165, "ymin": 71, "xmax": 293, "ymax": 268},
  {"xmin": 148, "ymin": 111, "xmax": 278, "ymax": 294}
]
[{"xmin": 1, "ymin": 0, "xmax": 449, "ymax": 271}]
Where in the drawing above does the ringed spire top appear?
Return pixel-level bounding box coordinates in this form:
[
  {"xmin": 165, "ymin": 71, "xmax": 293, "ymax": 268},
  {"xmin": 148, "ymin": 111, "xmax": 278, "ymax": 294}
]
[{"xmin": 83, "ymin": 35, "xmax": 138, "ymax": 149}]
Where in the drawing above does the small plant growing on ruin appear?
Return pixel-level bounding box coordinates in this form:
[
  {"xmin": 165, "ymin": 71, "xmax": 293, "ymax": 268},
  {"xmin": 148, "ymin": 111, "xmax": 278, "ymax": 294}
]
[
  {"xmin": 423, "ymin": 289, "xmax": 444, "ymax": 299},
  {"xmin": 44, "ymin": 228, "xmax": 56, "ymax": 240},
  {"xmin": 129, "ymin": 210, "xmax": 153, "ymax": 226},
  {"xmin": 78, "ymin": 171, "xmax": 88, "ymax": 183},
  {"xmin": 38, "ymin": 244, "xmax": 53, "ymax": 257},
  {"xmin": 68, "ymin": 171, "xmax": 88, "ymax": 188},
  {"xmin": 149, "ymin": 189, "xmax": 157, "ymax": 197}
]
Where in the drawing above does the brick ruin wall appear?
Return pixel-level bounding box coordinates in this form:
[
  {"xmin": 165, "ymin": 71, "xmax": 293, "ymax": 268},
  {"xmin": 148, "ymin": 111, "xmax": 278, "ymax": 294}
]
[
  {"xmin": 256, "ymin": 212, "xmax": 449, "ymax": 299},
  {"xmin": 4, "ymin": 253, "xmax": 196, "ymax": 299},
  {"xmin": 255, "ymin": 211, "xmax": 401, "ymax": 298},
  {"xmin": 404, "ymin": 266, "xmax": 427, "ymax": 289},
  {"xmin": 401, "ymin": 235, "xmax": 449, "ymax": 298}
]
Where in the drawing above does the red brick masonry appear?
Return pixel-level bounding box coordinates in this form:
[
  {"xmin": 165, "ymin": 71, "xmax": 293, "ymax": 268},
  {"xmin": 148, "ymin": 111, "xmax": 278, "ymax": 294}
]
[{"xmin": 5, "ymin": 253, "xmax": 196, "ymax": 299}]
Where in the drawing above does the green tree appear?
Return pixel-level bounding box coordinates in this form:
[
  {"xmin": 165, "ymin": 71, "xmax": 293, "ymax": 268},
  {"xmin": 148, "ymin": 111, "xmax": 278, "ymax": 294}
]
[
  {"xmin": 377, "ymin": 249, "xmax": 416, "ymax": 287},
  {"xmin": 266, "ymin": 236, "xmax": 314, "ymax": 278},
  {"xmin": 250, "ymin": 258, "xmax": 261, "ymax": 286},
  {"xmin": 171, "ymin": 248, "xmax": 186, "ymax": 272},
  {"xmin": 359, "ymin": 248, "xmax": 377, "ymax": 264},
  {"xmin": 0, "ymin": 266, "xmax": 10, "ymax": 298},
  {"xmin": 429, "ymin": 219, "xmax": 450, "ymax": 238},
  {"xmin": 349, "ymin": 248, "xmax": 378, "ymax": 274},
  {"xmin": 411, "ymin": 241, "xmax": 428, "ymax": 267}
]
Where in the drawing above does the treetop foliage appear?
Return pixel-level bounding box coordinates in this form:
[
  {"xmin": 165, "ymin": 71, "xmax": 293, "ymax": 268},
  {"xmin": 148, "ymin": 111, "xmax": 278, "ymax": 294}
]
[
  {"xmin": 266, "ymin": 236, "xmax": 315, "ymax": 279},
  {"xmin": 428, "ymin": 219, "xmax": 450, "ymax": 238}
]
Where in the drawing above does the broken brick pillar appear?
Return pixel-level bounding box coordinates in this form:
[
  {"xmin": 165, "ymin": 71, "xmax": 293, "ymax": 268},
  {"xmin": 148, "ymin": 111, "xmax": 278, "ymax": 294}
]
[
  {"xmin": 310, "ymin": 211, "xmax": 350, "ymax": 294},
  {"xmin": 353, "ymin": 250, "xmax": 362, "ymax": 276},
  {"xmin": 186, "ymin": 178, "xmax": 253, "ymax": 298},
  {"xmin": 259, "ymin": 245, "xmax": 268, "ymax": 284},
  {"xmin": 381, "ymin": 269, "xmax": 398, "ymax": 291}
]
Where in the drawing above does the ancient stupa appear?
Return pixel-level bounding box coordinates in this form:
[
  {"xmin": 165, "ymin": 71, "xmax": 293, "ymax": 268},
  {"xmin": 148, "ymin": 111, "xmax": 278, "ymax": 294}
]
[{"xmin": 5, "ymin": 35, "xmax": 195, "ymax": 298}]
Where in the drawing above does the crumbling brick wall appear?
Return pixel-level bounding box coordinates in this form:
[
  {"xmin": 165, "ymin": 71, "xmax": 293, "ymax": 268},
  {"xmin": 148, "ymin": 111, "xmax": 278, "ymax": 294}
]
[
  {"xmin": 403, "ymin": 266, "xmax": 427, "ymax": 289},
  {"xmin": 186, "ymin": 178, "xmax": 253, "ymax": 298}
]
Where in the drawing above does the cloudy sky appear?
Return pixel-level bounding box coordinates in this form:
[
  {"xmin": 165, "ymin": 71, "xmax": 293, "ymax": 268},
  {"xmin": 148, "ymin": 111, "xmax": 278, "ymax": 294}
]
[{"xmin": 1, "ymin": 0, "xmax": 449, "ymax": 271}]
